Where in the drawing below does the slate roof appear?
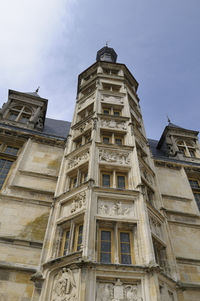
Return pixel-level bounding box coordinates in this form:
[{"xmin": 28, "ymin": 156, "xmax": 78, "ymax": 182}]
[{"xmin": 43, "ymin": 118, "xmax": 71, "ymax": 138}]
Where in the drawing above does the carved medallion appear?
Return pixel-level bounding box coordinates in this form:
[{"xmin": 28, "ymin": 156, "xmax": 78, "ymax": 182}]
[{"xmin": 51, "ymin": 268, "xmax": 78, "ymax": 301}]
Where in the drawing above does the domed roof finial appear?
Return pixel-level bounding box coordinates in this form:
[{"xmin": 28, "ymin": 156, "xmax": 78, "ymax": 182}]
[{"xmin": 96, "ymin": 44, "xmax": 117, "ymax": 63}]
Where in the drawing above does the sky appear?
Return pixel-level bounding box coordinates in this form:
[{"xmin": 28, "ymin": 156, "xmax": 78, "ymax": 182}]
[{"xmin": 0, "ymin": 0, "xmax": 199, "ymax": 139}]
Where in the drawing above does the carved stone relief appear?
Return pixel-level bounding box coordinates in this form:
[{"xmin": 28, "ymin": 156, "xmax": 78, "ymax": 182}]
[
  {"xmin": 51, "ymin": 268, "xmax": 78, "ymax": 301},
  {"xmin": 100, "ymin": 118, "xmax": 127, "ymax": 130},
  {"xmin": 101, "ymin": 94, "xmax": 124, "ymax": 104},
  {"xmin": 70, "ymin": 192, "xmax": 86, "ymax": 213},
  {"xmin": 77, "ymin": 95, "xmax": 95, "ymax": 111},
  {"xmin": 68, "ymin": 149, "xmax": 89, "ymax": 169},
  {"xmin": 74, "ymin": 119, "xmax": 92, "ymax": 137},
  {"xmin": 98, "ymin": 199, "xmax": 135, "ymax": 217},
  {"xmin": 139, "ymin": 162, "xmax": 154, "ymax": 186},
  {"xmin": 99, "ymin": 149, "xmax": 130, "ymax": 165},
  {"xmin": 96, "ymin": 279, "xmax": 142, "ymax": 301},
  {"xmin": 149, "ymin": 216, "xmax": 162, "ymax": 239}
]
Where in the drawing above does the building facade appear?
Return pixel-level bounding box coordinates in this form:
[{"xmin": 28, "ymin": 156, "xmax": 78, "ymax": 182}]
[{"xmin": 0, "ymin": 47, "xmax": 199, "ymax": 301}]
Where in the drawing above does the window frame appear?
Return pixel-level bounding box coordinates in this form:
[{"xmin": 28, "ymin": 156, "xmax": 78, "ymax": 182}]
[
  {"xmin": 73, "ymin": 224, "xmax": 83, "ymax": 252},
  {"xmin": 60, "ymin": 228, "xmax": 71, "ymax": 256},
  {"xmin": 116, "ymin": 173, "xmax": 127, "ymax": 189},
  {"xmin": 98, "ymin": 228, "xmax": 114, "ymax": 264},
  {"xmin": 0, "ymin": 144, "xmax": 19, "ymax": 191},
  {"xmin": 118, "ymin": 229, "xmax": 135, "ymax": 265},
  {"xmin": 101, "ymin": 171, "xmax": 113, "ymax": 188}
]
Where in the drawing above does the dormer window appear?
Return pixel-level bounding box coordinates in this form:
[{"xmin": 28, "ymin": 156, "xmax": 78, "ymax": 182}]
[
  {"xmin": 177, "ymin": 140, "xmax": 197, "ymax": 158},
  {"xmin": 7, "ymin": 105, "xmax": 32, "ymax": 124}
]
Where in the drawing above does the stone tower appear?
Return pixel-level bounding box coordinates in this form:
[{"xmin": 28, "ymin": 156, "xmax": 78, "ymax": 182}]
[{"xmin": 34, "ymin": 46, "xmax": 178, "ymax": 301}]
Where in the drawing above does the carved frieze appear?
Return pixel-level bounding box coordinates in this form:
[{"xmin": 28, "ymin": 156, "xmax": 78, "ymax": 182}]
[
  {"xmin": 99, "ymin": 149, "xmax": 130, "ymax": 165},
  {"xmin": 98, "ymin": 199, "xmax": 135, "ymax": 218},
  {"xmin": 101, "ymin": 94, "xmax": 124, "ymax": 104},
  {"xmin": 100, "ymin": 118, "xmax": 127, "ymax": 130},
  {"xmin": 51, "ymin": 268, "xmax": 78, "ymax": 301},
  {"xmin": 77, "ymin": 95, "xmax": 95, "ymax": 111},
  {"xmin": 96, "ymin": 279, "xmax": 142, "ymax": 301},
  {"xmin": 70, "ymin": 192, "xmax": 86, "ymax": 214},
  {"xmin": 68, "ymin": 149, "xmax": 89, "ymax": 169},
  {"xmin": 74, "ymin": 119, "xmax": 92, "ymax": 137},
  {"xmin": 149, "ymin": 216, "xmax": 162, "ymax": 239}
]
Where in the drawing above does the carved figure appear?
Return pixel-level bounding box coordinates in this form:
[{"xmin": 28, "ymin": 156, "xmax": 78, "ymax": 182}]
[
  {"xmin": 52, "ymin": 268, "xmax": 77, "ymax": 301},
  {"xmin": 125, "ymin": 285, "xmax": 138, "ymax": 301},
  {"xmin": 97, "ymin": 283, "xmax": 113, "ymax": 301},
  {"xmin": 70, "ymin": 192, "xmax": 86, "ymax": 213},
  {"xmin": 99, "ymin": 149, "xmax": 130, "ymax": 165}
]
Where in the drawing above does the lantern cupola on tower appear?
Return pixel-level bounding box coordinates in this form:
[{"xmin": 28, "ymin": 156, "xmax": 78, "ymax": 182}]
[{"xmin": 96, "ymin": 45, "xmax": 117, "ymax": 63}]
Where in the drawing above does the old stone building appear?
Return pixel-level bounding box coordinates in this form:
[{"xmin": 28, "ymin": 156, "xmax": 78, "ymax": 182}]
[{"xmin": 0, "ymin": 46, "xmax": 199, "ymax": 301}]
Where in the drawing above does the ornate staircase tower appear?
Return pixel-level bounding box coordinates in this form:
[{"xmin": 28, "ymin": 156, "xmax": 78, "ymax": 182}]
[{"xmin": 33, "ymin": 46, "xmax": 178, "ymax": 301}]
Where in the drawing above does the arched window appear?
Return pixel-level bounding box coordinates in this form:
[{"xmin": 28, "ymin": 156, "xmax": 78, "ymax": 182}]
[{"xmin": 7, "ymin": 105, "xmax": 32, "ymax": 124}]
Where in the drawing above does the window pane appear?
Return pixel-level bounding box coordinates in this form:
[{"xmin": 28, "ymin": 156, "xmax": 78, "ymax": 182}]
[
  {"xmin": 194, "ymin": 193, "xmax": 200, "ymax": 210},
  {"xmin": 114, "ymin": 111, "xmax": 120, "ymax": 116},
  {"xmin": 103, "ymin": 137, "xmax": 110, "ymax": 144},
  {"xmin": 189, "ymin": 180, "xmax": 200, "ymax": 189},
  {"xmin": 101, "ymin": 230, "xmax": 111, "ymax": 241},
  {"xmin": 4, "ymin": 146, "xmax": 18, "ymax": 156},
  {"xmin": 100, "ymin": 230, "xmax": 112, "ymax": 264},
  {"xmin": 8, "ymin": 112, "xmax": 18, "ymax": 121},
  {"xmin": 101, "ymin": 241, "xmax": 111, "ymax": 252},
  {"xmin": 20, "ymin": 115, "xmax": 29, "ymax": 124},
  {"xmin": 120, "ymin": 243, "xmax": 131, "ymax": 253},
  {"xmin": 120, "ymin": 232, "xmax": 130, "ymax": 242},
  {"xmin": 115, "ymin": 138, "xmax": 122, "ymax": 145},
  {"xmin": 188, "ymin": 149, "xmax": 196, "ymax": 157},
  {"xmin": 102, "ymin": 174, "xmax": 110, "ymax": 187},
  {"xmin": 120, "ymin": 232, "xmax": 132, "ymax": 265},
  {"xmin": 100, "ymin": 252, "xmax": 111, "ymax": 263},
  {"xmin": 103, "ymin": 110, "xmax": 110, "ymax": 115},
  {"xmin": 121, "ymin": 254, "xmax": 131, "ymax": 264},
  {"xmin": 63, "ymin": 230, "xmax": 70, "ymax": 255},
  {"xmin": 0, "ymin": 158, "xmax": 13, "ymax": 189},
  {"xmin": 117, "ymin": 176, "xmax": 125, "ymax": 189}
]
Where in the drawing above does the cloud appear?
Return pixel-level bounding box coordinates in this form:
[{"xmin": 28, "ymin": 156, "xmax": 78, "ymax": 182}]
[{"xmin": 0, "ymin": 0, "xmax": 77, "ymax": 96}]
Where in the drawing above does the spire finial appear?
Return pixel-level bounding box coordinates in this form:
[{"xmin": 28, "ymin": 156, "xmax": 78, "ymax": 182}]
[
  {"xmin": 35, "ymin": 86, "xmax": 40, "ymax": 93},
  {"xmin": 105, "ymin": 40, "xmax": 110, "ymax": 47},
  {"xmin": 167, "ymin": 115, "xmax": 171, "ymax": 123}
]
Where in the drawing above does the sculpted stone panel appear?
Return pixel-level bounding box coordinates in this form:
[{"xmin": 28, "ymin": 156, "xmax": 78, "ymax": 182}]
[
  {"xmin": 60, "ymin": 192, "xmax": 86, "ymax": 218},
  {"xmin": 149, "ymin": 216, "xmax": 163, "ymax": 239},
  {"xmin": 51, "ymin": 268, "xmax": 78, "ymax": 301},
  {"xmin": 77, "ymin": 95, "xmax": 95, "ymax": 111},
  {"xmin": 100, "ymin": 118, "xmax": 127, "ymax": 130},
  {"xmin": 98, "ymin": 199, "xmax": 135, "ymax": 218},
  {"xmin": 101, "ymin": 94, "xmax": 124, "ymax": 104},
  {"xmin": 70, "ymin": 192, "xmax": 86, "ymax": 214},
  {"xmin": 68, "ymin": 149, "xmax": 89, "ymax": 169},
  {"xmin": 96, "ymin": 279, "xmax": 142, "ymax": 301},
  {"xmin": 139, "ymin": 162, "xmax": 154, "ymax": 186},
  {"xmin": 99, "ymin": 149, "xmax": 130, "ymax": 165},
  {"xmin": 74, "ymin": 119, "xmax": 92, "ymax": 138}
]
